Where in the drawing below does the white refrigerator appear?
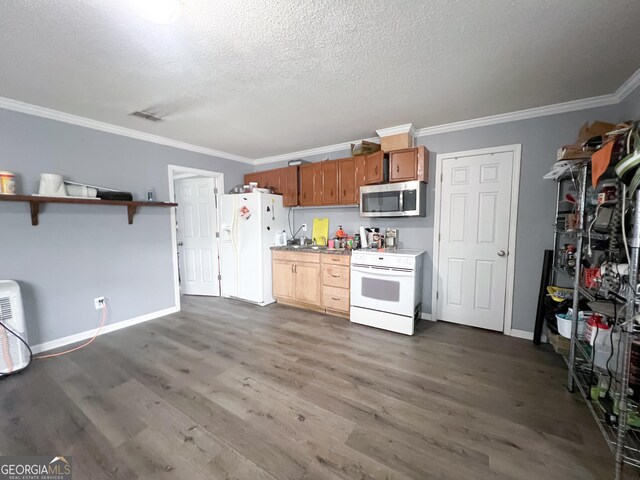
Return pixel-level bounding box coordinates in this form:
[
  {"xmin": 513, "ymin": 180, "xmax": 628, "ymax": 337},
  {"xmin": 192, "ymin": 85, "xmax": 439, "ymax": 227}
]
[{"xmin": 219, "ymin": 192, "xmax": 287, "ymax": 306}]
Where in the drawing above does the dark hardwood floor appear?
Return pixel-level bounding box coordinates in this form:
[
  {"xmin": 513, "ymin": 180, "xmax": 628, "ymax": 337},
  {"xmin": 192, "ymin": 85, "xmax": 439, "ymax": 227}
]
[{"xmin": 0, "ymin": 296, "xmax": 632, "ymax": 479}]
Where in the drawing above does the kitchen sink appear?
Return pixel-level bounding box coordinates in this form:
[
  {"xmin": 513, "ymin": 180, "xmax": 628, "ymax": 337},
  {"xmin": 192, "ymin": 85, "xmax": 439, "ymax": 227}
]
[{"xmin": 308, "ymin": 246, "xmax": 327, "ymax": 250}]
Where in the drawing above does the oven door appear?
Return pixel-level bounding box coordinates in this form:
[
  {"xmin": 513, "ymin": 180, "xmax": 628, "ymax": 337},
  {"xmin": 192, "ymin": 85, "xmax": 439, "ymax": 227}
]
[{"xmin": 350, "ymin": 265, "xmax": 416, "ymax": 317}]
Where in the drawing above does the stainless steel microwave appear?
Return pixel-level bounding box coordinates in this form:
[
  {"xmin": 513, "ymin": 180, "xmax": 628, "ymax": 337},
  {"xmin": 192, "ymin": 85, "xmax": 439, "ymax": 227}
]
[{"xmin": 359, "ymin": 180, "xmax": 426, "ymax": 217}]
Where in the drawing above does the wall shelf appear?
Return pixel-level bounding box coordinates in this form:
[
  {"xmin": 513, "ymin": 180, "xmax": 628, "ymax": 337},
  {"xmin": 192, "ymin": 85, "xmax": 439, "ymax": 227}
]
[{"xmin": 0, "ymin": 194, "xmax": 177, "ymax": 226}]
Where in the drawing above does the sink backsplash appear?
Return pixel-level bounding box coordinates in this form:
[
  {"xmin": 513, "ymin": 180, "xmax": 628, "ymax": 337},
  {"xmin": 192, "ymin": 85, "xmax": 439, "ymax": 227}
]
[{"xmin": 290, "ymin": 206, "xmax": 432, "ymax": 251}]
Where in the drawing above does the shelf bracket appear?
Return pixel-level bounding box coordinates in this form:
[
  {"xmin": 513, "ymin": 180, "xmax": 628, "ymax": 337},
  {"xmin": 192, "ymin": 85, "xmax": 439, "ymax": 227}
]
[
  {"xmin": 127, "ymin": 205, "xmax": 138, "ymax": 225},
  {"xmin": 29, "ymin": 201, "xmax": 39, "ymax": 226}
]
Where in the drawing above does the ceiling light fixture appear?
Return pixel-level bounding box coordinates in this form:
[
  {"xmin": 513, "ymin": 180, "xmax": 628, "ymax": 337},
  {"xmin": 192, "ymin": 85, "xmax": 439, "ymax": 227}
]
[{"xmin": 133, "ymin": 0, "xmax": 183, "ymax": 25}]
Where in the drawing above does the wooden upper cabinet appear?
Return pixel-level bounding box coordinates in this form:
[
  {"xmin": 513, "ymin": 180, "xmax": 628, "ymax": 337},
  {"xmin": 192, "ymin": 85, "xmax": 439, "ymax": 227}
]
[
  {"xmin": 299, "ymin": 164, "xmax": 315, "ymax": 206},
  {"xmin": 321, "ymin": 160, "xmax": 339, "ymax": 205},
  {"xmin": 279, "ymin": 166, "xmax": 298, "ymax": 207},
  {"xmin": 338, "ymin": 157, "xmax": 357, "ymax": 204},
  {"xmin": 261, "ymin": 169, "xmax": 281, "ymax": 192},
  {"xmin": 313, "ymin": 162, "xmax": 323, "ymax": 205},
  {"xmin": 244, "ymin": 172, "xmax": 261, "ymax": 186},
  {"xmin": 389, "ymin": 145, "xmax": 429, "ymax": 183},
  {"xmin": 363, "ymin": 150, "xmax": 384, "ymax": 184}
]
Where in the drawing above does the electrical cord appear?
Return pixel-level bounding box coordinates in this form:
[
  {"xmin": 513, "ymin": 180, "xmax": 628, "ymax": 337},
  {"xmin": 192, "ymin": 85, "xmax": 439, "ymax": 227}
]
[
  {"xmin": 0, "ymin": 301, "xmax": 109, "ymax": 380},
  {"xmin": 35, "ymin": 302, "xmax": 108, "ymax": 359},
  {"xmin": 0, "ymin": 319, "xmax": 33, "ymax": 380},
  {"xmin": 605, "ymin": 301, "xmax": 618, "ymax": 398}
]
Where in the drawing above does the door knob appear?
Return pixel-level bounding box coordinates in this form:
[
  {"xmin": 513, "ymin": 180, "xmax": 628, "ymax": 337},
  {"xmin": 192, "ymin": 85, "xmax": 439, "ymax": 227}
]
[
  {"xmin": 497, "ymin": 250, "xmax": 506, "ymax": 257},
  {"xmin": 178, "ymin": 242, "xmax": 184, "ymax": 246}
]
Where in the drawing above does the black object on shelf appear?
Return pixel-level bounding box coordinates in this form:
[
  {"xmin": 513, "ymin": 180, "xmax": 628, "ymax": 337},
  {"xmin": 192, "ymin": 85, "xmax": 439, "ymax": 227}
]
[
  {"xmin": 534, "ymin": 249, "xmax": 554, "ymax": 345},
  {"xmin": 96, "ymin": 191, "xmax": 133, "ymax": 201}
]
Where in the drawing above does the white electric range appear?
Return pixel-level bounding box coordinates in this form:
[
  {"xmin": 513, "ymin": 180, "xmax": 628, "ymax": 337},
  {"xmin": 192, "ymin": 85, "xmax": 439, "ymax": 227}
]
[{"xmin": 350, "ymin": 249, "xmax": 426, "ymax": 335}]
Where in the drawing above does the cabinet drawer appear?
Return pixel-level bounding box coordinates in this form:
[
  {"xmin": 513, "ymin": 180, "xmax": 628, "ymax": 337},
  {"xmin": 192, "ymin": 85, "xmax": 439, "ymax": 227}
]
[
  {"xmin": 272, "ymin": 251, "xmax": 320, "ymax": 264},
  {"xmin": 322, "ymin": 264, "xmax": 350, "ymax": 288},
  {"xmin": 322, "ymin": 254, "xmax": 351, "ymax": 266},
  {"xmin": 322, "ymin": 285, "xmax": 350, "ymax": 312}
]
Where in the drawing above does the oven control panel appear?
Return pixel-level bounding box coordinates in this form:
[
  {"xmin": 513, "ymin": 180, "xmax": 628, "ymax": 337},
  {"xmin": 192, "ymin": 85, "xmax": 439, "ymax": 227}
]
[{"xmin": 351, "ymin": 251, "xmax": 417, "ymax": 270}]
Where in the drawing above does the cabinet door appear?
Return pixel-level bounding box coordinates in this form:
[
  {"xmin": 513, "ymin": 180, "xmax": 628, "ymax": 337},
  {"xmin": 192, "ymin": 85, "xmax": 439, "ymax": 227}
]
[
  {"xmin": 364, "ymin": 151, "xmax": 384, "ymax": 184},
  {"xmin": 294, "ymin": 263, "xmax": 321, "ymax": 305},
  {"xmin": 322, "ymin": 160, "xmax": 339, "ymax": 205},
  {"xmin": 338, "ymin": 157, "xmax": 357, "ymax": 204},
  {"xmin": 262, "ymin": 169, "xmax": 281, "ymax": 192},
  {"xmin": 354, "ymin": 156, "xmax": 366, "ymax": 204},
  {"xmin": 299, "ymin": 164, "xmax": 315, "ymax": 206},
  {"xmin": 389, "ymin": 148, "xmax": 418, "ymax": 182},
  {"xmin": 244, "ymin": 172, "xmax": 262, "ymax": 186},
  {"xmin": 279, "ymin": 166, "xmax": 299, "ymax": 207},
  {"xmin": 313, "ymin": 162, "xmax": 323, "ymax": 205},
  {"xmin": 273, "ymin": 261, "xmax": 295, "ymax": 300}
]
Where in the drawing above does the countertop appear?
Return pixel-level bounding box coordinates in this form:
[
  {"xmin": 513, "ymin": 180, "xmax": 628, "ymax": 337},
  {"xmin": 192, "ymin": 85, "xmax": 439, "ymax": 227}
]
[{"xmin": 270, "ymin": 245, "xmax": 352, "ymax": 255}]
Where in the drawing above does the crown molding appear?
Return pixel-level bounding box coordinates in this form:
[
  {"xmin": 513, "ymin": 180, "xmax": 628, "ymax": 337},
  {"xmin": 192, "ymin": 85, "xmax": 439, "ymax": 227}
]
[
  {"xmin": 0, "ymin": 96, "xmax": 253, "ymax": 164},
  {"xmin": 414, "ymin": 93, "xmax": 619, "ymax": 137},
  {"xmin": 375, "ymin": 123, "xmax": 416, "ymax": 137},
  {"xmin": 2, "ymin": 67, "xmax": 639, "ymax": 167},
  {"xmin": 253, "ymin": 137, "xmax": 379, "ymax": 165},
  {"xmin": 615, "ymin": 67, "xmax": 640, "ymax": 101}
]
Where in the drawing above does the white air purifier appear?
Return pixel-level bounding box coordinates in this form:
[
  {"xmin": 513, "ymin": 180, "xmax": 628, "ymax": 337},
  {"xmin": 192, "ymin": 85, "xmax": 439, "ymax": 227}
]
[{"xmin": 0, "ymin": 280, "xmax": 30, "ymax": 374}]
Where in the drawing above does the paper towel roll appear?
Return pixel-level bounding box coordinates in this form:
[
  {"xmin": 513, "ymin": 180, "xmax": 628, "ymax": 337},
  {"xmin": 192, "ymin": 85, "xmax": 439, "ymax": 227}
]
[
  {"xmin": 65, "ymin": 184, "xmax": 98, "ymax": 198},
  {"xmin": 38, "ymin": 174, "xmax": 67, "ymax": 196}
]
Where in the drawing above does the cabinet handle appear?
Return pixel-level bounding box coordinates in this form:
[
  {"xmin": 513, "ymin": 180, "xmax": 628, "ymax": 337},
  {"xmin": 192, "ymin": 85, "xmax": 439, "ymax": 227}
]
[
  {"xmin": 330, "ymin": 273, "xmax": 340, "ymax": 278},
  {"xmin": 295, "ymin": 265, "xmax": 297, "ymax": 273},
  {"xmin": 343, "ymin": 190, "xmax": 346, "ymax": 196},
  {"xmin": 291, "ymin": 264, "xmax": 294, "ymax": 273},
  {"xmin": 331, "ymin": 297, "xmax": 341, "ymax": 301},
  {"xmin": 331, "ymin": 258, "xmax": 340, "ymax": 262},
  {"xmin": 396, "ymin": 165, "xmax": 400, "ymax": 173},
  {"xmin": 374, "ymin": 166, "xmax": 378, "ymax": 175}
]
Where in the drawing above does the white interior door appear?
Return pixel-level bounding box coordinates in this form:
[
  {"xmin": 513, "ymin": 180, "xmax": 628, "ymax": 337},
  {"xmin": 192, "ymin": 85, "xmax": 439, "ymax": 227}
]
[
  {"xmin": 175, "ymin": 177, "xmax": 220, "ymax": 296},
  {"xmin": 436, "ymin": 151, "xmax": 514, "ymax": 331}
]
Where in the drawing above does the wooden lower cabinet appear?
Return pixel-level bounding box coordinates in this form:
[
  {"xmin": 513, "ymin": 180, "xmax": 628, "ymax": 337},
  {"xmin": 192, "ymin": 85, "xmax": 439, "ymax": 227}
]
[
  {"xmin": 272, "ymin": 251, "xmax": 350, "ymax": 317},
  {"xmin": 294, "ymin": 263, "xmax": 321, "ymax": 305},
  {"xmin": 272, "ymin": 260, "xmax": 295, "ymax": 300}
]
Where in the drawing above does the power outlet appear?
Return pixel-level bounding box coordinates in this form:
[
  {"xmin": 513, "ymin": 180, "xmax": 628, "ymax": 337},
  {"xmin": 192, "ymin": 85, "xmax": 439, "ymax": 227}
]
[
  {"xmin": 301, "ymin": 223, "xmax": 307, "ymax": 232},
  {"xmin": 94, "ymin": 296, "xmax": 105, "ymax": 310}
]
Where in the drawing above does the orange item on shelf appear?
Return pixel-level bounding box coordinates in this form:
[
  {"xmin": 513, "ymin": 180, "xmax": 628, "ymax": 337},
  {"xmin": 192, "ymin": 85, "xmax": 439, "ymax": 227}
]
[
  {"xmin": 335, "ymin": 225, "xmax": 347, "ymax": 238},
  {"xmin": 591, "ymin": 140, "xmax": 615, "ymax": 187}
]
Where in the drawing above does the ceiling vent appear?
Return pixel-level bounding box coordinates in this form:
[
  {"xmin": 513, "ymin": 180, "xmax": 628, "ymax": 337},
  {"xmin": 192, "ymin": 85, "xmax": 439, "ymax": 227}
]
[{"xmin": 130, "ymin": 110, "xmax": 164, "ymax": 122}]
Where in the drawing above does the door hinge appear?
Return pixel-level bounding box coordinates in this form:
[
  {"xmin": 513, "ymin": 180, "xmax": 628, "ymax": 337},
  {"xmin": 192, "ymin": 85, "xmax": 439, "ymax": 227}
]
[
  {"xmin": 218, "ymin": 274, "xmax": 222, "ymax": 281},
  {"xmin": 440, "ymin": 173, "xmax": 443, "ymax": 182},
  {"xmin": 438, "ymin": 233, "xmax": 441, "ymax": 242},
  {"xmin": 436, "ymin": 291, "xmax": 439, "ymax": 299},
  {"xmin": 214, "ymin": 187, "xmax": 218, "ymax": 194},
  {"xmin": 215, "ymin": 232, "xmax": 220, "ymax": 238}
]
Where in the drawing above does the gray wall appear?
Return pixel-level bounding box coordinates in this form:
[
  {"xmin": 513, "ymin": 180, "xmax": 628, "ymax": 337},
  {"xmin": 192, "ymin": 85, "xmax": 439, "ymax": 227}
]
[
  {"xmin": 257, "ymin": 102, "xmax": 632, "ymax": 333},
  {"xmin": 0, "ymin": 108, "xmax": 251, "ymax": 346},
  {"xmin": 622, "ymin": 86, "xmax": 640, "ymax": 119}
]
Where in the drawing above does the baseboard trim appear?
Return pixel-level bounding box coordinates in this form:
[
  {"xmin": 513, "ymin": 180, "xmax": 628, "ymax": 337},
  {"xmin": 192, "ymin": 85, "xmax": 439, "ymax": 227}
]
[
  {"xmin": 420, "ymin": 312, "xmax": 434, "ymax": 321},
  {"xmin": 30, "ymin": 306, "xmax": 180, "ymax": 354},
  {"xmin": 509, "ymin": 329, "xmax": 534, "ymax": 340}
]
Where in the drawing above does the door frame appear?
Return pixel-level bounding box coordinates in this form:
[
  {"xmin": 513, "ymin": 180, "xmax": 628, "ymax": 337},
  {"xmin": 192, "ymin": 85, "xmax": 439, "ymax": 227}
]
[
  {"xmin": 431, "ymin": 144, "xmax": 521, "ymax": 336},
  {"xmin": 168, "ymin": 165, "xmax": 225, "ymax": 306}
]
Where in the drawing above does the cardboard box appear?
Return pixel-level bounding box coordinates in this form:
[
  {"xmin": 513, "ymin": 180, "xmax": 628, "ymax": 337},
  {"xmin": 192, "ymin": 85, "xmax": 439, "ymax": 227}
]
[
  {"xmin": 548, "ymin": 330, "xmax": 571, "ymax": 356},
  {"xmin": 557, "ymin": 121, "xmax": 618, "ymax": 160},
  {"xmin": 351, "ymin": 140, "xmax": 381, "ymax": 156},
  {"xmin": 381, "ymin": 133, "xmax": 413, "ymax": 151}
]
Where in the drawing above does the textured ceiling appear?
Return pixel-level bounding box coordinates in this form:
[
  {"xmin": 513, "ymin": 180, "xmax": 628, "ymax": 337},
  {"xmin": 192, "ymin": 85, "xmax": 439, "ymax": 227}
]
[{"xmin": 0, "ymin": 0, "xmax": 639, "ymax": 159}]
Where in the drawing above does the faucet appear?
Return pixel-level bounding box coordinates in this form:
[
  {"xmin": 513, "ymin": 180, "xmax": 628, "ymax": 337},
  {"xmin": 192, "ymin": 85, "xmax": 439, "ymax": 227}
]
[{"xmin": 320, "ymin": 236, "xmax": 327, "ymax": 246}]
